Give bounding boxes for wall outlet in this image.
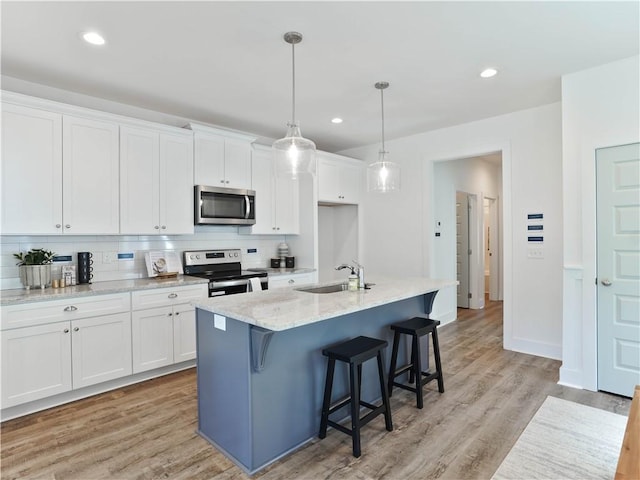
[527,247,544,259]
[102,252,117,264]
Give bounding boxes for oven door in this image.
[209,278,251,297]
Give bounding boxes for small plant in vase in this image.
[14,248,55,289]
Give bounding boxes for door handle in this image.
[601,279,612,286]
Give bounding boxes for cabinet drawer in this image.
[269,273,315,289]
[131,284,208,310]
[1,293,130,330]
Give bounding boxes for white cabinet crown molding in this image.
[1,90,193,137]
[187,122,257,143]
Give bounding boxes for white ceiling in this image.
[2,1,638,152]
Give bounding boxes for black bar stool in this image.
[318,336,393,457]
[388,317,444,409]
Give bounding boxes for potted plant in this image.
[14,248,55,289]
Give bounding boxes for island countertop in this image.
[193,276,457,331]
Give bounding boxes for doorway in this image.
[456,191,472,308]
[484,197,499,301]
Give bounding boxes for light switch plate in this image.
[527,247,544,259]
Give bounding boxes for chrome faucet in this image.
[335,261,366,289]
[335,264,356,275]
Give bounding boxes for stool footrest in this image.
[326,402,389,435]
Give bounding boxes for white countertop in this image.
[193,276,457,331]
[0,275,209,306]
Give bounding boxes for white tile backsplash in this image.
[0,230,289,290]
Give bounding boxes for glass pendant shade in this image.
[273,123,316,179]
[367,150,400,192]
[273,31,316,179]
[367,81,400,193]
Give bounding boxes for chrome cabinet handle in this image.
[56,224,61,229]
[288,279,295,284]
[161,225,166,230]
[63,328,69,333]
[168,312,173,316]
[175,311,180,316]
[65,224,71,229]
[64,305,78,312]
[73,327,79,332]
[154,225,160,230]
[220,180,225,184]
[601,279,612,286]
[168,293,178,299]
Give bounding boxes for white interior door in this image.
[597,142,640,398]
[457,191,470,308]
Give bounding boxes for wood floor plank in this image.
[1,300,630,479]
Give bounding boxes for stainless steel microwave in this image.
[194,185,256,225]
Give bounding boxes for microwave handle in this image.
[245,195,250,219]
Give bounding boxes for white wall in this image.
[341,102,563,359]
[560,55,640,390]
[318,205,359,282]
[434,156,502,311]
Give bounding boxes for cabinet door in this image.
[63,115,119,234]
[71,313,132,389]
[224,138,252,189]
[173,305,196,362]
[339,164,362,204]
[247,149,275,234]
[1,322,72,408]
[131,306,174,373]
[159,133,194,234]
[1,103,63,234]
[194,132,225,186]
[274,176,299,234]
[317,158,342,202]
[120,125,160,234]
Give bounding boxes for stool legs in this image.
[412,334,424,409]
[376,350,393,432]
[387,332,401,398]
[319,358,335,439]
[432,327,444,393]
[349,362,361,457]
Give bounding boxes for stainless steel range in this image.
[183,249,268,297]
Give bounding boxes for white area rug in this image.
[492,396,627,480]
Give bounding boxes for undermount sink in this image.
[296,283,348,294]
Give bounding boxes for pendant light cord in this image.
[291,42,296,125]
[380,87,386,153]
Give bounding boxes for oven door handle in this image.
[210,278,251,289]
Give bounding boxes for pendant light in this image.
[367,81,400,192]
[273,31,316,179]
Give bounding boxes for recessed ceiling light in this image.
[82,32,105,46]
[480,68,498,78]
[331,118,343,124]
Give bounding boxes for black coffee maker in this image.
[77,252,93,284]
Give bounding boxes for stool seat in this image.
[322,336,387,364]
[388,317,444,409]
[319,335,393,458]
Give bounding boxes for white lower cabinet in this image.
[269,272,315,289]
[131,285,207,373]
[71,313,132,389]
[1,293,132,409]
[1,322,72,408]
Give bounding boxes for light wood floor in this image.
[1,300,631,480]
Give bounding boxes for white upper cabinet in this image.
[1,103,63,234]
[190,123,255,189]
[63,115,120,234]
[1,103,120,235]
[240,145,299,235]
[317,153,363,205]
[120,125,193,234]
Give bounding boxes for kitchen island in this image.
[192,276,456,474]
